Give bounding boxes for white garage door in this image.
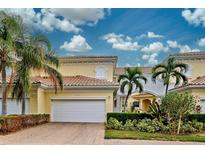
[51,99,105,123]
[0,98,30,115]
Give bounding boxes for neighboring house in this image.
[0,56,119,123]
[115,52,205,113]
[114,67,174,112]
[168,52,205,113]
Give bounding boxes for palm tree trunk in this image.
[22,92,26,115]
[1,62,7,115]
[177,114,182,134]
[165,84,169,95]
[124,93,129,112]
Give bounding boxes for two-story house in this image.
[0,56,118,123]
[115,52,205,113]
[168,52,205,113]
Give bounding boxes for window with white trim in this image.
[96,66,107,79]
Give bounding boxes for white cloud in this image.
[60,35,92,52]
[41,9,80,33]
[147,32,163,38]
[142,53,158,65]
[0,8,109,33]
[198,38,205,47]
[48,8,109,26]
[167,40,200,53]
[102,33,141,51]
[167,40,178,48]
[141,42,168,53]
[139,32,163,39]
[182,9,205,27]
[0,8,43,31]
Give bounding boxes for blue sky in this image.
[2,8,205,66]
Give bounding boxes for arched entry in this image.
[142,99,152,112]
[128,91,158,112]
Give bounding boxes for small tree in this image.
[161,92,196,134]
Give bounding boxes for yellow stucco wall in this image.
[31,63,114,81]
[126,93,156,112]
[189,88,205,99]
[37,88,46,113]
[183,61,205,80]
[29,88,114,114]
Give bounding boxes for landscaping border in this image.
[0,114,50,134]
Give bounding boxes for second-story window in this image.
[96,66,107,79]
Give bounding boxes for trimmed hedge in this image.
[107,113,205,124]
[0,114,50,134]
[107,112,153,124]
[186,114,205,123]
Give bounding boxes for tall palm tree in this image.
[0,11,22,115]
[152,57,188,95]
[12,35,63,114]
[118,67,147,112]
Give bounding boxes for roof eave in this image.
[169,84,205,92]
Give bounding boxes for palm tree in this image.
[12,35,63,114]
[0,11,22,115]
[152,57,188,95]
[118,67,147,112]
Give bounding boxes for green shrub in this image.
[132,119,138,127]
[181,123,196,133]
[178,121,203,133]
[190,120,203,131]
[107,112,152,124]
[186,114,205,123]
[151,118,164,131]
[106,117,123,130]
[146,125,156,133]
[136,118,151,132]
[166,122,178,132]
[123,119,135,130]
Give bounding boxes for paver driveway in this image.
[0,123,204,145]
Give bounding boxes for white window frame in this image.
[95,65,107,79]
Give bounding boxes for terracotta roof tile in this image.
[32,75,119,87]
[189,76,205,85]
[169,76,205,91]
[0,75,118,88]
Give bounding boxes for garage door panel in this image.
[0,98,30,115]
[51,99,105,122]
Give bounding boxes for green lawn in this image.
[105,130,205,142]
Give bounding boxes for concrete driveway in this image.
[0,123,204,145]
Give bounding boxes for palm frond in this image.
[31,35,51,52]
[120,80,129,93]
[174,63,188,73]
[118,74,129,83]
[173,70,188,85]
[45,51,59,68]
[133,80,143,93]
[133,75,147,84]
[44,64,63,93]
[151,70,166,83]
[152,64,167,73]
